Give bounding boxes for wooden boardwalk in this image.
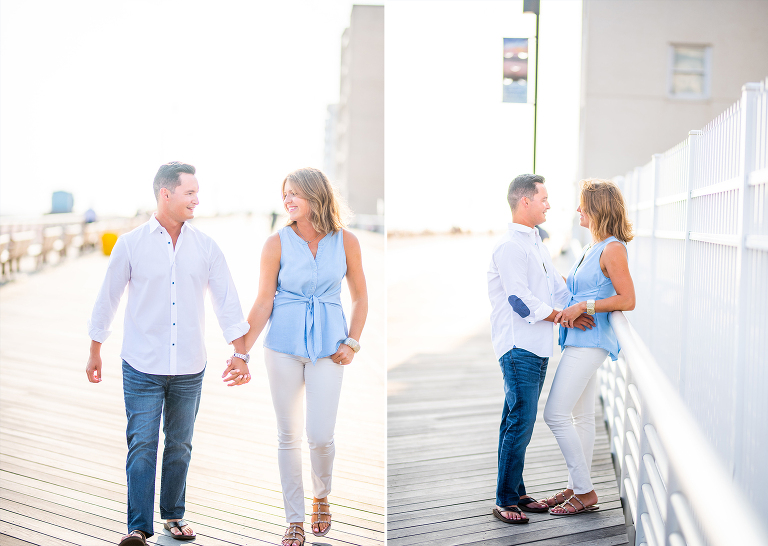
[387,234,629,546]
[0,216,385,546]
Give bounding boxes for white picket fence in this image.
[599,79,768,545]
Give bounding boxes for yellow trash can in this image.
[101,232,118,256]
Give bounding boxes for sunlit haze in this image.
[0,0,377,217]
[386,0,582,245]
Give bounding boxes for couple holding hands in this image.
[87,161,367,546]
[488,174,635,523]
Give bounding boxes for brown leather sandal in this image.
[118,530,147,545]
[492,505,530,524]
[163,519,196,540]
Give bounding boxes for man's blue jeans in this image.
[496,348,548,507]
[122,360,204,537]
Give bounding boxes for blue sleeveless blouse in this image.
[264,226,348,363]
[559,236,627,361]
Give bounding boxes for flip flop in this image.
[518,496,549,513]
[549,495,600,516]
[163,519,196,540]
[119,530,147,545]
[492,505,530,524]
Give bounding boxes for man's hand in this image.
[330,344,355,365]
[86,353,102,383]
[86,340,103,383]
[571,313,595,331]
[222,357,251,387]
[556,310,595,331]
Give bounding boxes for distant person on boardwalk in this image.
[86,162,251,545]
[541,178,635,515]
[224,167,368,546]
[487,173,595,524]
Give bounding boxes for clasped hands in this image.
[221,356,251,387]
[555,302,595,331]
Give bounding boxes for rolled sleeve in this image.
[497,241,551,325]
[207,241,250,344]
[222,321,251,344]
[88,236,130,342]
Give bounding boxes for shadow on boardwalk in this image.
[0,217,384,546]
[387,328,629,546]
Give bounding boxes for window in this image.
[668,44,711,99]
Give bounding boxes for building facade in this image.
[578,0,768,181]
[335,5,384,221]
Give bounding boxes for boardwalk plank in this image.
[387,233,628,546]
[0,218,384,546]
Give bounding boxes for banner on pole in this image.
[503,38,529,104]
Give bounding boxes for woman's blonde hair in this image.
[579,178,634,243]
[282,167,349,234]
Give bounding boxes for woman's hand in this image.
[556,304,595,330]
[330,344,355,365]
[556,303,585,327]
[222,356,251,386]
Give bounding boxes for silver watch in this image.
[342,337,361,353]
[233,352,250,364]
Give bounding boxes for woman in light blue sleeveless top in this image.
[541,179,635,516]
[233,168,368,546]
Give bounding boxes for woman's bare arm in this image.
[243,233,282,352]
[557,241,635,323]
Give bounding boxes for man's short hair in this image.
[153,162,196,200]
[507,173,545,212]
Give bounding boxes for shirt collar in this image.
[149,213,192,234]
[508,222,535,234]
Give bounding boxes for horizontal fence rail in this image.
[599,312,768,546]
[606,79,768,545]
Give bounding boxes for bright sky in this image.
[386,0,582,243]
[0,0,376,217]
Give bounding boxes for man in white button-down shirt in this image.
[488,174,594,524]
[86,162,251,545]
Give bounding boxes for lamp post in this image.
[523,0,540,173]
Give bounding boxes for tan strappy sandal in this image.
[549,494,600,516]
[281,524,305,546]
[540,489,569,507]
[311,499,332,537]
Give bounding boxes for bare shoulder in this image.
[341,229,361,251]
[601,240,629,269]
[262,232,282,260]
[603,240,628,259]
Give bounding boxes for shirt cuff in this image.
[528,303,554,324]
[223,321,250,344]
[88,322,112,343]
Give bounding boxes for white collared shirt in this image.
[88,214,249,375]
[487,222,571,359]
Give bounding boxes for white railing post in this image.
[648,154,662,349]
[677,130,701,400]
[731,82,760,484]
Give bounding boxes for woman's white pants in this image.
[264,347,344,523]
[543,346,608,494]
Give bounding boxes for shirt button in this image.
[172,343,175,346]
[173,323,175,325]
[173,303,175,305]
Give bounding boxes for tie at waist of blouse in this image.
[273,290,343,363]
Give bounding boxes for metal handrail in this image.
[606,311,768,545]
